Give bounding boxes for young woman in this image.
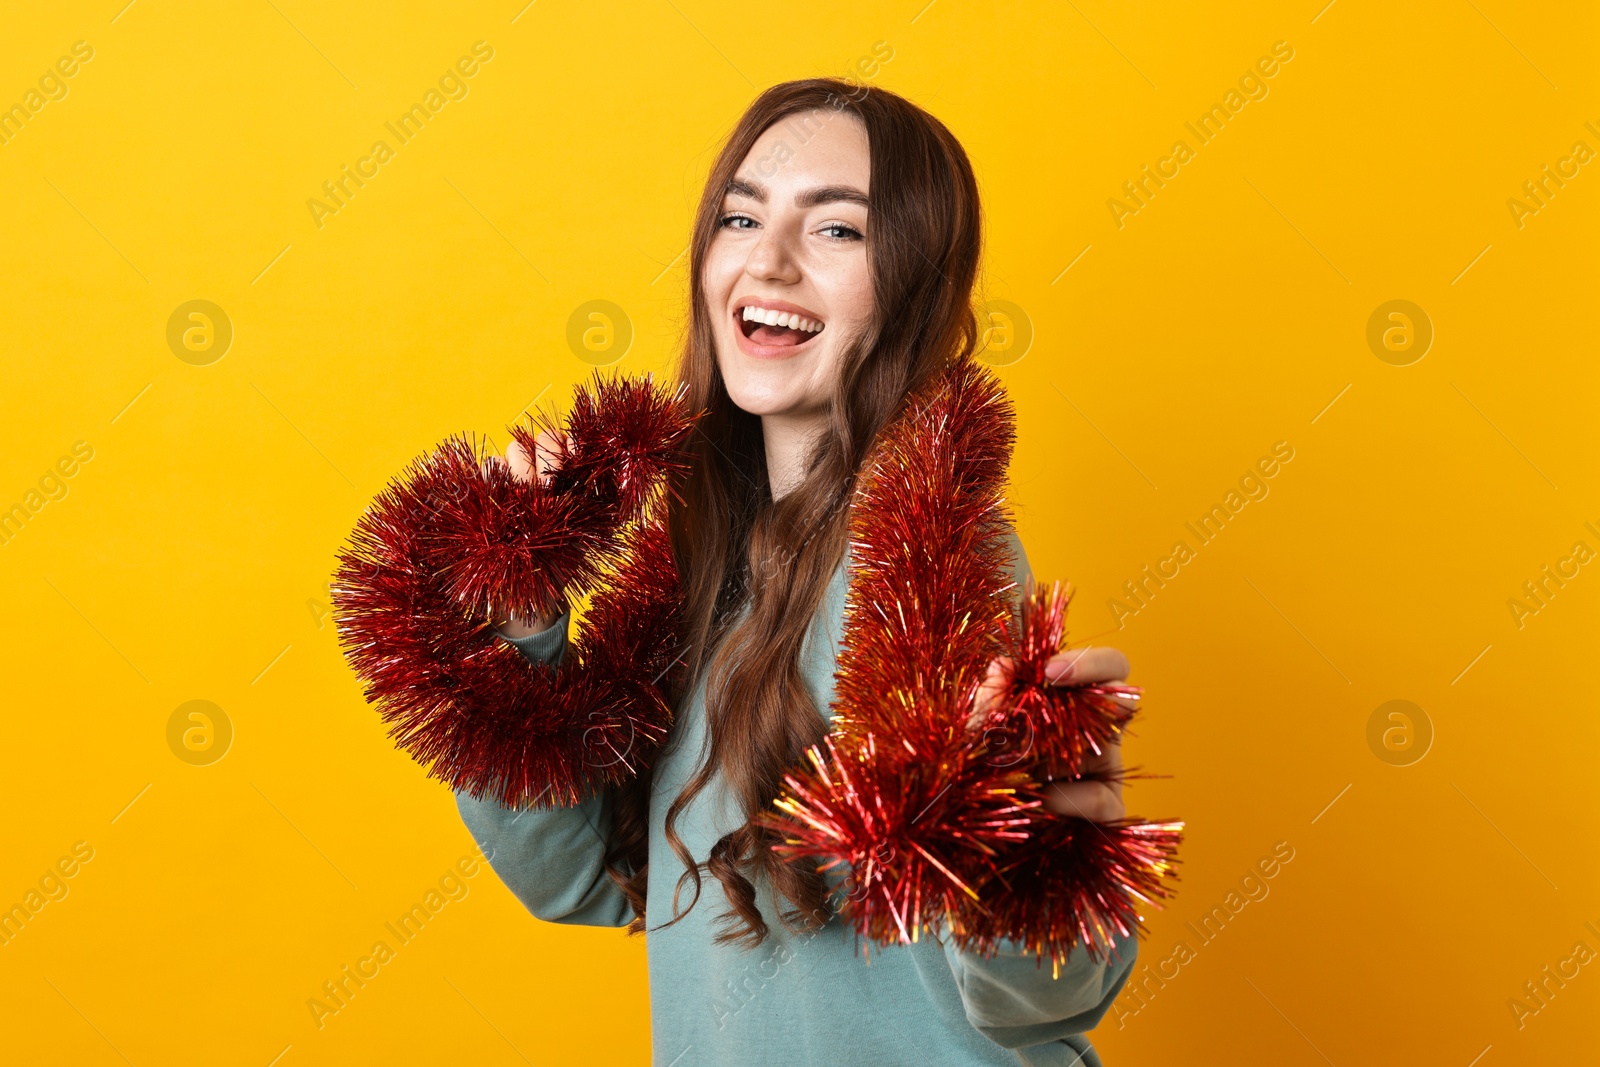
[459,78,1140,1066]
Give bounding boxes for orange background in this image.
[0,1,1594,1064]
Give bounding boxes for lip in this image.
[731,296,825,361]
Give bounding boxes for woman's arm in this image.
[942,929,1138,1047]
[454,608,636,929]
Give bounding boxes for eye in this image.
[818,222,864,241]
[719,212,758,230]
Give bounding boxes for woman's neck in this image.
[761,410,827,502]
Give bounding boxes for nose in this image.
[744,221,802,286]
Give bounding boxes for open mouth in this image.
[736,304,825,349]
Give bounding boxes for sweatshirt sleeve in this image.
[453,608,636,929]
[943,929,1138,1047]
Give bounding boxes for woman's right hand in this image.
[492,429,568,638]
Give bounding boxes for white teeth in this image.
[740,306,824,333]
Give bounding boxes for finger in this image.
[966,657,1012,731]
[1044,647,1130,686]
[505,439,537,484]
[1041,780,1124,822]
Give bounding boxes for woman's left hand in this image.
[970,647,1139,822]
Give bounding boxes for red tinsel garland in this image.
[330,373,696,808]
[330,356,1182,968]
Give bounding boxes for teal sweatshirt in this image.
[454,529,1138,1066]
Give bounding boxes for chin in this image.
[722,380,799,418]
[713,349,804,417]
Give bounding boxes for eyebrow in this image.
[725,176,869,210]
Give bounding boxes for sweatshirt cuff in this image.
[495,609,571,665]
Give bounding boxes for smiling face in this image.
[703,108,874,423]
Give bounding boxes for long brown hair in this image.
[602,77,985,946]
